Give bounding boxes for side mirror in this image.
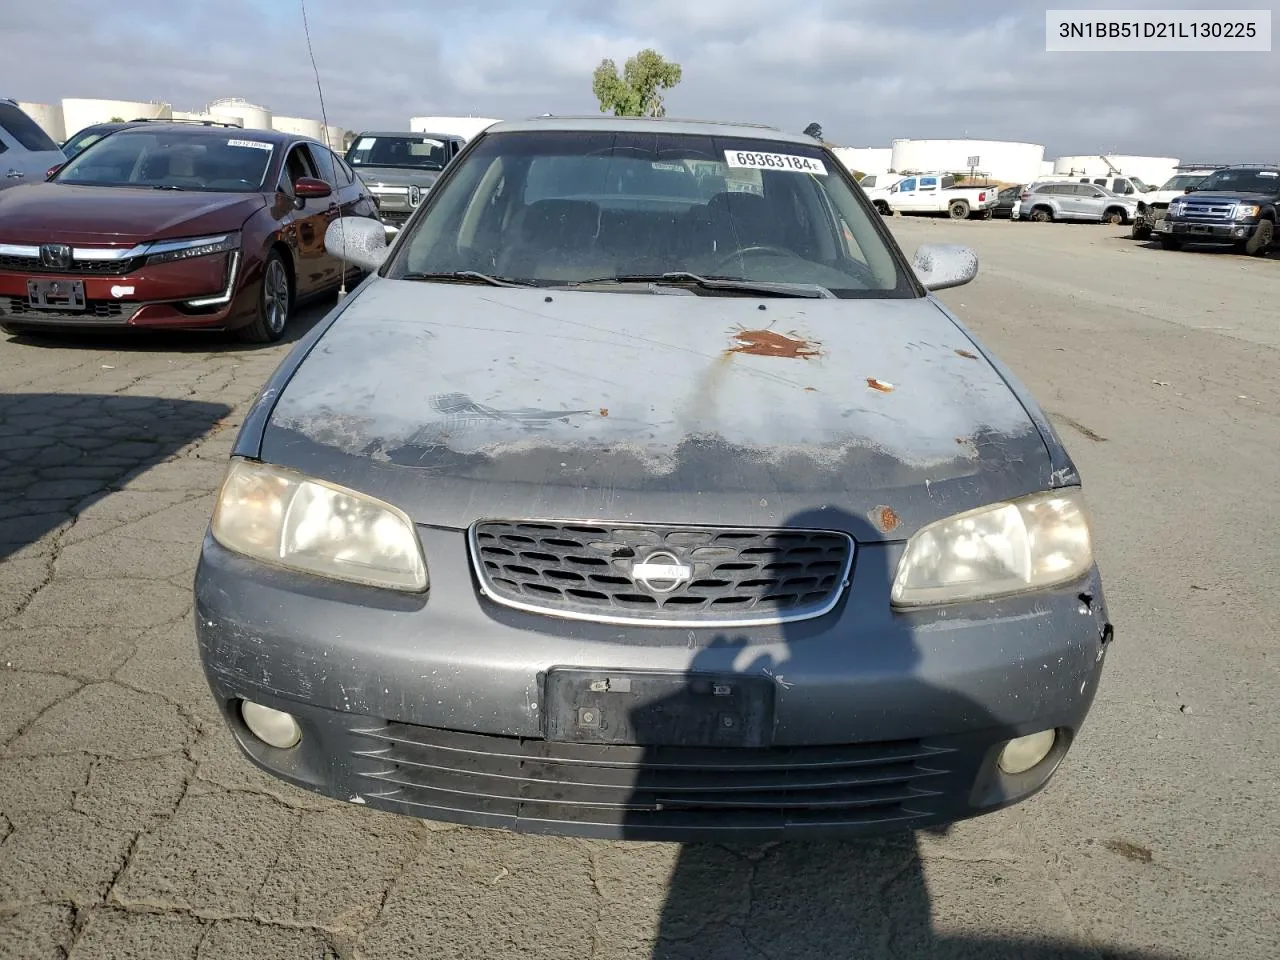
[912,243,977,292]
[1184,186,1197,194]
[46,164,63,180]
[294,177,332,200]
[325,217,389,273]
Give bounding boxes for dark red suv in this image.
[0,124,380,341]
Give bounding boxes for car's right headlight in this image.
[144,233,241,266]
[210,458,428,592]
[891,489,1093,607]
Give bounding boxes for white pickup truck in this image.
[874,173,999,220]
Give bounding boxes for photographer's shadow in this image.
[620,506,1166,960]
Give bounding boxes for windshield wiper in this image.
[401,271,535,288]
[565,272,834,299]
[151,184,185,191]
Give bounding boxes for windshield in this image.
[389,129,912,297]
[54,129,275,192]
[1160,174,1209,191]
[346,135,449,171]
[62,128,116,160]
[1195,168,1280,194]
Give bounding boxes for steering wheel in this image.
[710,244,795,272]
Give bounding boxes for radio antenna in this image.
[299,0,349,298]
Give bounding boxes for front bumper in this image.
[194,530,1114,841]
[0,252,246,330]
[1158,218,1258,242]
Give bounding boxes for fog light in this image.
[997,729,1057,775]
[240,700,302,749]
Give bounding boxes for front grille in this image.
[370,187,411,212]
[352,722,960,833]
[380,210,411,226]
[470,520,854,626]
[1,297,138,322]
[0,253,137,275]
[1180,202,1235,221]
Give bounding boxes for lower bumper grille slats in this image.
[351,722,958,830]
[1,297,138,323]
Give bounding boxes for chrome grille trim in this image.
[467,519,855,628]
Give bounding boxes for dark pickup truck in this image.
[1156,164,1279,256]
[344,131,466,233]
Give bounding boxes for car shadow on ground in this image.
[0,298,335,355]
[614,506,1162,960]
[0,392,231,561]
[1126,238,1274,258]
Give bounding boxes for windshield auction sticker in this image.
[725,151,827,175]
[1045,9,1271,51]
[227,139,274,151]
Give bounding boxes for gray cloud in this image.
[6,0,1278,157]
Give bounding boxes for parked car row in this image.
[0,120,380,341]
[991,160,1277,257]
[0,96,494,340]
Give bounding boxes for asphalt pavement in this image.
[1,219,1277,959]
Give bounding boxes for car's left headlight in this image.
[891,489,1093,607]
[144,233,241,266]
[1235,205,1261,220]
[210,458,428,592]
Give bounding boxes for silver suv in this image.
[1015,181,1139,224]
[0,99,65,192]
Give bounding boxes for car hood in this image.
[356,167,443,189]
[0,183,265,244]
[259,280,1055,541]
[1181,190,1276,205]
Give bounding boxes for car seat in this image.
[497,199,613,280]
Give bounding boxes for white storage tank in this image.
[890,138,1044,184]
[1053,155,1179,188]
[409,116,499,142]
[61,99,170,138]
[831,147,891,178]
[208,98,273,131]
[323,125,347,151]
[272,116,326,141]
[1040,160,1056,177]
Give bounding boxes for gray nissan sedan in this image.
[194,116,1114,841]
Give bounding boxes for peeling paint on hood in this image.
[260,278,1053,539]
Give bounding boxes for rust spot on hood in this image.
[599,408,609,417]
[955,349,979,360]
[803,386,817,392]
[874,505,900,532]
[866,378,895,393]
[727,327,822,360]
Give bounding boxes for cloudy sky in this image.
[8,0,1278,157]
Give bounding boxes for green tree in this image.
[592,49,683,118]
[109,116,125,123]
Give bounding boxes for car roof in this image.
[102,123,302,146]
[485,115,812,144]
[355,130,465,140]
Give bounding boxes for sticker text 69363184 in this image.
[724,150,827,175]
[227,139,273,151]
